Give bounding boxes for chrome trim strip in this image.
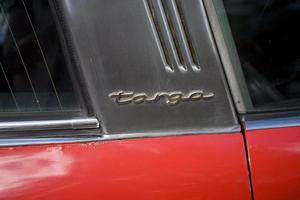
[102,126,240,139]
[0,118,99,132]
[0,125,240,147]
[202,0,253,113]
[0,137,102,147]
[246,116,300,131]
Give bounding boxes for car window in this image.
[0,0,80,113]
[216,0,300,112]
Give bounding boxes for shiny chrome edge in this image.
[0,125,240,147]
[202,0,252,113]
[0,117,99,132]
[0,137,102,147]
[246,116,300,131]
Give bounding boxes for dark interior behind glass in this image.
[0,0,80,113]
[223,0,300,111]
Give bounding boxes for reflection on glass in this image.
[0,0,80,112]
[223,0,300,110]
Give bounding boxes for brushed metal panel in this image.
[57,0,238,134]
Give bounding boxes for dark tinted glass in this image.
[223,0,300,110]
[0,0,80,112]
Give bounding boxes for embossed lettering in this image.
[132,94,147,104]
[167,92,183,105]
[109,90,214,106]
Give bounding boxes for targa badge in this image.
[109,90,214,106]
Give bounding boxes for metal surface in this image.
[0,137,102,147]
[0,134,251,200]
[246,116,300,131]
[203,0,252,113]
[146,0,200,72]
[246,127,300,200]
[109,90,214,106]
[0,118,99,132]
[57,0,238,134]
[0,125,239,147]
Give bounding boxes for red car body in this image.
[247,127,300,200]
[0,134,251,200]
[0,0,300,200]
[1,127,300,200]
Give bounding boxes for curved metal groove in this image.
[150,0,184,72]
[168,0,200,72]
[145,0,174,73]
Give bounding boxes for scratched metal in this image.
[56,0,238,134]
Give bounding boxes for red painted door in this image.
[206,0,300,199]
[246,126,300,200]
[0,134,252,200]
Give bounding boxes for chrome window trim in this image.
[0,118,99,132]
[202,0,300,131]
[246,116,300,131]
[0,125,240,147]
[0,2,100,136]
[202,0,253,113]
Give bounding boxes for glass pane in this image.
[0,0,80,113]
[221,0,300,111]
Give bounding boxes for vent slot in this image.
[145,0,200,73]
[146,0,173,72]
[175,0,200,71]
[161,0,187,71]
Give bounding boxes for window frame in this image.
[0,0,100,137]
[204,0,300,129]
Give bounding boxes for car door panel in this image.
[0,134,251,200]
[246,127,300,200]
